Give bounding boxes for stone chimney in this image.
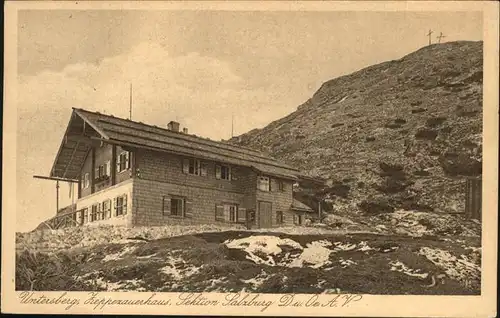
[182,127,188,134]
[167,121,180,132]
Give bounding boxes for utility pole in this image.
[231,113,234,138]
[437,32,446,43]
[56,180,59,213]
[129,83,133,120]
[427,29,433,46]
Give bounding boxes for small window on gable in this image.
[258,176,270,191]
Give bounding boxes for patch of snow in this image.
[339,258,357,268]
[137,253,157,259]
[389,261,428,279]
[159,255,202,280]
[332,242,357,252]
[241,270,268,289]
[338,96,348,103]
[418,247,480,285]
[225,235,303,266]
[101,245,137,262]
[357,241,374,252]
[289,240,333,268]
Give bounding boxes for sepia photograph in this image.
[2,1,498,316]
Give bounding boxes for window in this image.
[102,199,111,219]
[114,195,128,216]
[117,151,130,173]
[258,176,270,191]
[183,158,207,176]
[82,208,89,224]
[278,180,285,192]
[216,164,231,180]
[171,198,185,217]
[215,204,239,222]
[163,195,191,217]
[91,204,100,222]
[83,173,90,189]
[95,162,110,181]
[293,214,303,226]
[276,211,284,225]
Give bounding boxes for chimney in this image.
[167,121,180,132]
[183,127,188,134]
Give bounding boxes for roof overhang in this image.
[49,110,107,180]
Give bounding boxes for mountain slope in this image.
[232,41,483,214]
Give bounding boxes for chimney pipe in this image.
[183,127,188,134]
[167,121,180,132]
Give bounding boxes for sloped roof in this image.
[291,198,315,212]
[51,108,300,180]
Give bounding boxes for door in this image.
[258,201,273,228]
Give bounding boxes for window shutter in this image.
[116,155,121,172]
[123,195,128,214]
[106,160,111,176]
[95,168,100,179]
[113,197,118,216]
[185,200,193,218]
[125,152,130,169]
[238,208,247,223]
[200,163,208,177]
[293,214,298,225]
[215,165,222,179]
[215,205,224,221]
[228,167,232,181]
[163,195,171,215]
[182,158,190,174]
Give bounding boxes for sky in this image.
[16,10,483,232]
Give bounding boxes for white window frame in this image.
[258,176,270,192]
[83,173,90,189]
[216,164,232,180]
[188,159,201,176]
[117,151,130,173]
[170,197,185,217]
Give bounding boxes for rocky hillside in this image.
[232,41,483,215]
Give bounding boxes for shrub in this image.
[439,154,482,177]
[411,107,427,114]
[365,136,376,142]
[426,117,447,128]
[384,123,402,129]
[358,197,395,215]
[415,128,438,140]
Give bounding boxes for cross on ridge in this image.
[427,29,433,45]
[437,32,446,43]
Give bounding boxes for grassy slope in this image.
[232,41,483,214]
[16,230,480,295]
